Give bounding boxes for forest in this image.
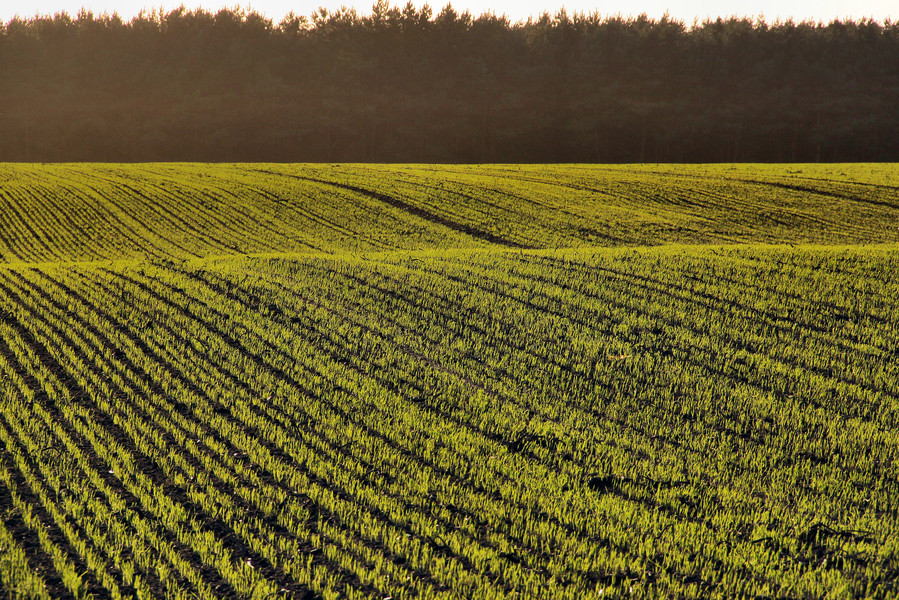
[1,4,897,163]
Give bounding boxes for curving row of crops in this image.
[1,163,898,263]
[1,243,898,598]
[1,163,898,599]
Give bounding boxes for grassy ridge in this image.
[0,164,898,599]
[1,163,898,263]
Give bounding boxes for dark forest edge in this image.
[2,4,898,162]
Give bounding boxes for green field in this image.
[1,163,898,599]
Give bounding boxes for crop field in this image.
[0,163,898,599]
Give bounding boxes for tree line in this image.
[1,4,897,162]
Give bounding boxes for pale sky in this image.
[1,0,894,25]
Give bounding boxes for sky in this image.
[1,0,894,25]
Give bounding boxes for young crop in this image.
[0,164,897,598]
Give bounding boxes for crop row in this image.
[1,164,898,264]
[0,244,897,598]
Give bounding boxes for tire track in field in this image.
[233,185,382,252]
[740,179,899,211]
[388,176,635,247]
[698,181,899,242]
[793,175,899,196]
[657,185,851,241]
[256,170,535,249]
[393,170,578,216]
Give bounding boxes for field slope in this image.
[0,163,898,600]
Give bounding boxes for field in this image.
[0,163,898,600]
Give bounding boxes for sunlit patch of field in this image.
[1,163,898,599]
